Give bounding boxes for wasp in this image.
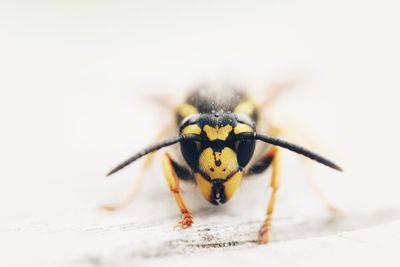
[104,85,342,244]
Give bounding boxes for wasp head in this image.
[179,112,256,205]
[107,107,342,204]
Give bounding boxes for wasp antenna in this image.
[250,133,343,172]
[107,136,183,176]
[106,134,203,176]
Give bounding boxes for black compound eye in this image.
[180,140,201,170]
[236,139,256,167]
[235,113,255,128]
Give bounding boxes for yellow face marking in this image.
[223,171,242,201]
[198,147,238,180]
[182,124,202,135]
[203,125,233,141]
[194,172,213,201]
[234,100,257,116]
[177,103,198,118]
[194,171,242,203]
[234,123,253,134]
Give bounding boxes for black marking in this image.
[235,113,256,128]
[179,114,201,130]
[178,111,257,170]
[170,158,195,182]
[186,86,246,115]
[180,138,201,171]
[247,153,274,175]
[210,179,226,205]
[236,132,343,172]
[177,86,258,128]
[198,169,241,183]
[236,138,256,168]
[107,134,202,176]
[212,150,222,167]
[107,136,182,176]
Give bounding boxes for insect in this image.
[105,85,342,244]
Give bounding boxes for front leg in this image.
[99,127,169,212]
[162,152,193,229]
[257,147,280,243]
[99,152,155,211]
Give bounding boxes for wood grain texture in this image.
[5,205,397,267]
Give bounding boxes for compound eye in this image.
[180,140,201,170]
[235,113,255,128]
[236,139,256,167]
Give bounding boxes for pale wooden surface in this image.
[3,204,400,267]
[2,166,400,267]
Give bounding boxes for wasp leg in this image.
[99,153,156,211]
[303,159,342,214]
[259,147,280,244]
[162,152,193,229]
[99,126,172,212]
[270,123,341,214]
[246,152,274,176]
[260,80,298,111]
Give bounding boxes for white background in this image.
[1,1,400,266]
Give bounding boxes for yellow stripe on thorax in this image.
[234,100,257,116]
[177,103,198,118]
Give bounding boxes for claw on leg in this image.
[259,216,272,244]
[162,152,194,230]
[258,147,280,244]
[304,159,343,215]
[175,212,194,229]
[100,143,159,212]
[98,203,121,212]
[98,175,143,212]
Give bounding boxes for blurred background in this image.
[0,0,399,266]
